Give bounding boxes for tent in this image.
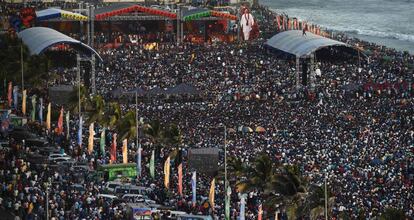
[147,87,166,96]
[124,88,146,96]
[166,83,200,95]
[36,8,88,21]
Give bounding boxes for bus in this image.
[96,163,137,181]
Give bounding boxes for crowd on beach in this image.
[1,2,414,220]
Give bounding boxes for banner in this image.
[77,116,83,147]
[7,82,12,107]
[178,163,183,196]
[65,111,70,140]
[46,103,51,131]
[88,123,94,154]
[209,178,215,210]
[122,139,128,164]
[240,194,247,220]
[225,185,231,220]
[100,128,106,157]
[164,156,170,189]
[149,150,155,178]
[31,95,36,121]
[191,171,197,206]
[22,90,27,115]
[110,133,117,164]
[57,107,63,135]
[13,86,18,109]
[258,204,263,220]
[137,143,142,178]
[39,98,43,123]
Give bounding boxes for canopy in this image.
[125,88,146,96]
[95,3,176,20]
[182,8,237,21]
[166,83,200,95]
[18,27,102,61]
[265,30,356,58]
[36,8,88,21]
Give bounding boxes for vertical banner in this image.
[137,143,142,178]
[13,86,18,109]
[39,98,43,123]
[57,107,63,135]
[209,178,215,210]
[258,204,263,220]
[164,156,170,189]
[191,171,197,206]
[149,150,155,178]
[30,95,36,121]
[225,186,231,220]
[22,90,27,115]
[122,139,128,164]
[100,128,106,157]
[46,103,51,131]
[240,194,247,220]
[77,116,83,147]
[7,82,12,107]
[110,133,117,164]
[88,123,94,154]
[178,163,183,196]
[65,111,70,140]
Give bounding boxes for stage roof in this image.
[36,8,88,21]
[18,27,102,61]
[265,30,355,58]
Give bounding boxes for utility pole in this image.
[77,54,81,115]
[136,91,141,177]
[21,44,24,91]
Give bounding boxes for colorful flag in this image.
[22,90,27,115]
[137,143,142,178]
[258,204,263,220]
[7,82,12,107]
[149,150,155,178]
[110,133,117,164]
[57,107,63,135]
[46,103,51,131]
[100,128,106,157]
[30,95,36,121]
[88,123,94,154]
[13,86,18,109]
[77,116,83,147]
[225,185,231,220]
[164,156,170,189]
[191,171,197,206]
[122,139,128,164]
[39,98,43,123]
[240,194,247,220]
[65,111,70,140]
[28,202,34,214]
[178,163,183,196]
[209,178,215,210]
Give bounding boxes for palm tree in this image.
[164,124,183,159]
[67,85,89,113]
[144,120,166,158]
[379,208,406,220]
[236,153,274,193]
[103,102,122,129]
[87,95,106,125]
[116,110,137,141]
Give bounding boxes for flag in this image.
[39,98,43,123]
[110,133,117,164]
[22,90,27,115]
[13,86,18,109]
[258,204,263,220]
[77,116,83,147]
[178,163,183,196]
[30,95,36,121]
[137,143,142,178]
[122,139,128,164]
[225,185,231,220]
[209,178,215,210]
[88,123,94,154]
[149,150,155,178]
[100,128,106,157]
[240,194,247,220]
[164,156,170,189]
[7,82,12,107]
[57,107,63,135]
[276,16,281,30]
[46,103,51,131]
[28,202,34,214]
[191,171,197,206]
[65,111,70,140]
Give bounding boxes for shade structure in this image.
[125,88,146,96]
[36,8,88,21]
[166,83,200,95]
[18,27,102,61]
[265,30,357,58]
[94,3,177,20]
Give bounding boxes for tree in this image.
[67,85,89,113]
[87,95,106,125]
[116,110,137,141]
[103,102,122,129]
[144,120,166,157]
[379,208,406,220]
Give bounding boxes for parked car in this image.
[121,194,156,204]
[114,185,152,197]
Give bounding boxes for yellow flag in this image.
[122,139,128,164]
[88,123,94,155]
[28,202,34,214]
[209,178,215,210]
[164,156,170,189]
[22,90,27,115]
[46,103,51,131]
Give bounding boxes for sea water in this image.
[262,0,414,53]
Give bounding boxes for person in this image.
[303,24,308,36]
[240,8,255,41]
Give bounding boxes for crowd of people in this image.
[1,2,414,220]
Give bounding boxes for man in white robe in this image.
[240,8,255,41]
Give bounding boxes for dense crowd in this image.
[1,2,414,220]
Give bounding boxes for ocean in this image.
[261,0,414,54]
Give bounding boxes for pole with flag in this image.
[191,171,196,206]
[77,116,83,148]
[149,150,155,178]
[178,163,183,197]
[13,86,18,109]
[22,89,27,115]
[88,123,94,155]
[258,204,263,220]
[225,185,231,220]
[100,128,106,157]
[31,95,36,121]
[39,98,43,124]
[65,111,70,140]
[240,194,247,220]
[164,156,170,189]
[110,133,117,164]
[57,107,63,135]
[46,103,51,131]
[7,82,12,107]
[122,139,128,164]
[137,144,141,178]
[209,178,215,210]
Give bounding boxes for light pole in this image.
[21,44,24,91]
[135,90,141,178]
[325,172,328,220]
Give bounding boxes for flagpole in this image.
[325,172,328,220]
[136,91,141,178]
[21,44,24,92]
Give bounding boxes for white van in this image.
[104,181,130,193]
[121,194,156,204]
